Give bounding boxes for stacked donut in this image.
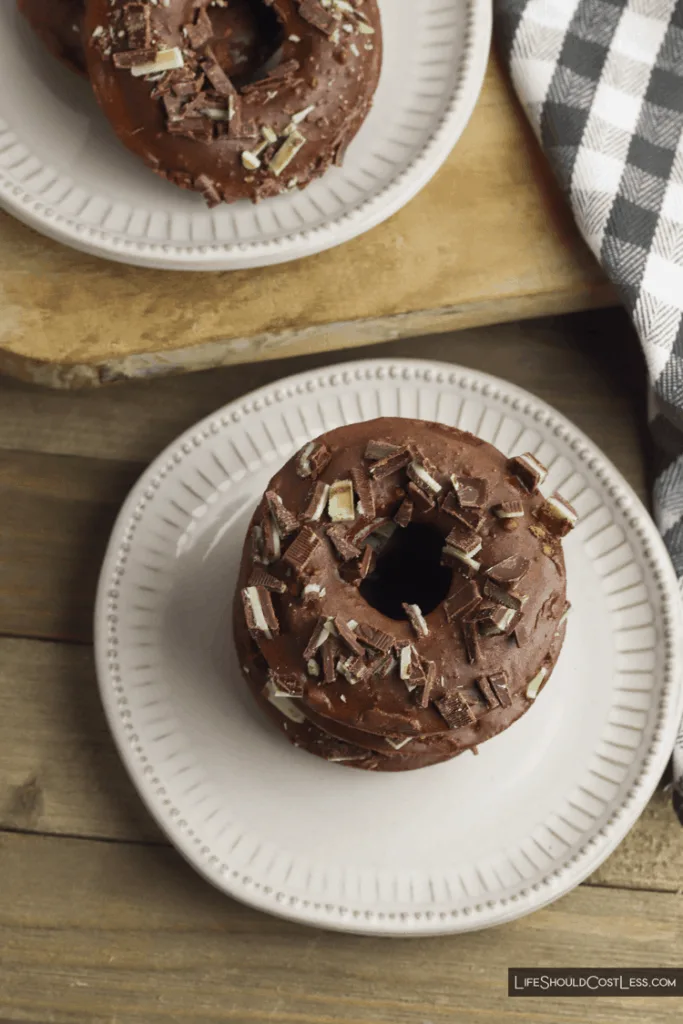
[19,0,382,205]
[234,418,578,772]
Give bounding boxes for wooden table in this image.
[1,308,681,1022]
[0,57,616,389]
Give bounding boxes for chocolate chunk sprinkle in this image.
[444,578,481,621]
[242,586,279,639]
[367,651,396,679]
[335,617,364,655]
[301,480,330,522]
[365,440,402,460]
[268,670,304,697]
[247,567,287,594]
[407,480,435,512]
[266,491,299,537]
[356,544,376,582]
[321,638,338,684]
[509,453,547,493]
[184,7,214,49]
[418,661,438,708]
[368,447,411,480]
[394,498,414,528]
[112,48,158,69]
[486,554,530,584]
[538,493,579,537]
[123,2,152,48]
[435,691,476,729]
[445,524,482,556]
[261,512,281,562]
[476,677,499,710]
[493,500,524,519]
[283,526,320,572]
[299,0,338,35]
[303,617,332,660]
[455,477,489,508]
[357,623,394,653]
[462,620,480,663]
[327,524,362,561]
[296,441,331,480]
[351,467,376,519]
[483,580,523,611]
[489,671,512,707]
[402,602,429,638]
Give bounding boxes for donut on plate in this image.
[233,418,577,772]
[83,0,382,205]
[18,0,87,76]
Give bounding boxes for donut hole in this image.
[208,0,285,87]
[360,524,452,621]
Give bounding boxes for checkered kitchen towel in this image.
[495,0,683,822]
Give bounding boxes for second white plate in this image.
[95,359,682,935]
[0,1,491,270]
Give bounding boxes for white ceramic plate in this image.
[0,1,490,270]
[95,359,683,935]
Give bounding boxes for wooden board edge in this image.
[0,286,617,390]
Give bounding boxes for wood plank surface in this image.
[1,831,681,1024]
[0,58,615,389]
[1,636,680,892]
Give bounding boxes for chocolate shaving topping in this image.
[112,48,158,69]
[406,481,435,512]
[441,546,480,576]
[247,567,287,594]
[367,651,396,679]
[266,491,299,537]
[435,691,476,729]
[365,440,402,460]
[486,554,530,584]
[444,578,481,621]
[301,480,330,522]
[445,524,481,556]
[261,512,281,562]
[335,617,364,656]
[348,516,392,548]
[183,7,214,49]
[462,620,480,663]
[406,453,442,495]
[296,441,331,480]
[194,174,221,208]
[351,467,376,519]
[418,660,438,708]
[455,477,489,508]
[298,0,337,35]
[441,492,482,529]
[268,671,304,697]
[513,622,528,648]
[283,526,320,572]
[242,586,279,638]
[509,453,547,493]
[476,677,499,711]
[538,493,579,537]
[327,524,362,561]
[123,2,152,48]
[394,498,414,528]
[321,637,338,684]
[303,617,331,660]
[357,623,394,653]
[201,47,238,97]
[368,447,411,480]
[489,671,512,707]
[483,580,523,611]
[359,707,420,736]
[402,602,429,638]
[479,606,517,637]
[493,500,524,519]
[356,545,376,583]
[337,654,368,685]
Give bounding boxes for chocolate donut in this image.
[83,0,382,205]
[18,0,87,76]
[233,418,577,772]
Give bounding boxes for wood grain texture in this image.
[0,636,680,892]
[0,58,615,389]
[0,831,681,1024]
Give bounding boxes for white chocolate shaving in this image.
[399,645,412,681]
[442,546,481,572]
[268,129,306,177]
[130,47,185,77]
[385,736,414,750]
[243,586,272,640]
[409,460,442,495]
[264,678,306,723]
[328,480,356,522]
[526,667,548,700]
[404,603,429,637]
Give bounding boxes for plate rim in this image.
[94,357,683,935]
[0,1,491,271]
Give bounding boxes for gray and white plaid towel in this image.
[495,0,683,822]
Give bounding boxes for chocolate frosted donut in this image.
[18,0,87,76]
[83,0,382,205]
[233,418,578,772]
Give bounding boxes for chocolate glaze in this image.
[83,0,382,205]
[18,0,87,76]
[233,418,570,771]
